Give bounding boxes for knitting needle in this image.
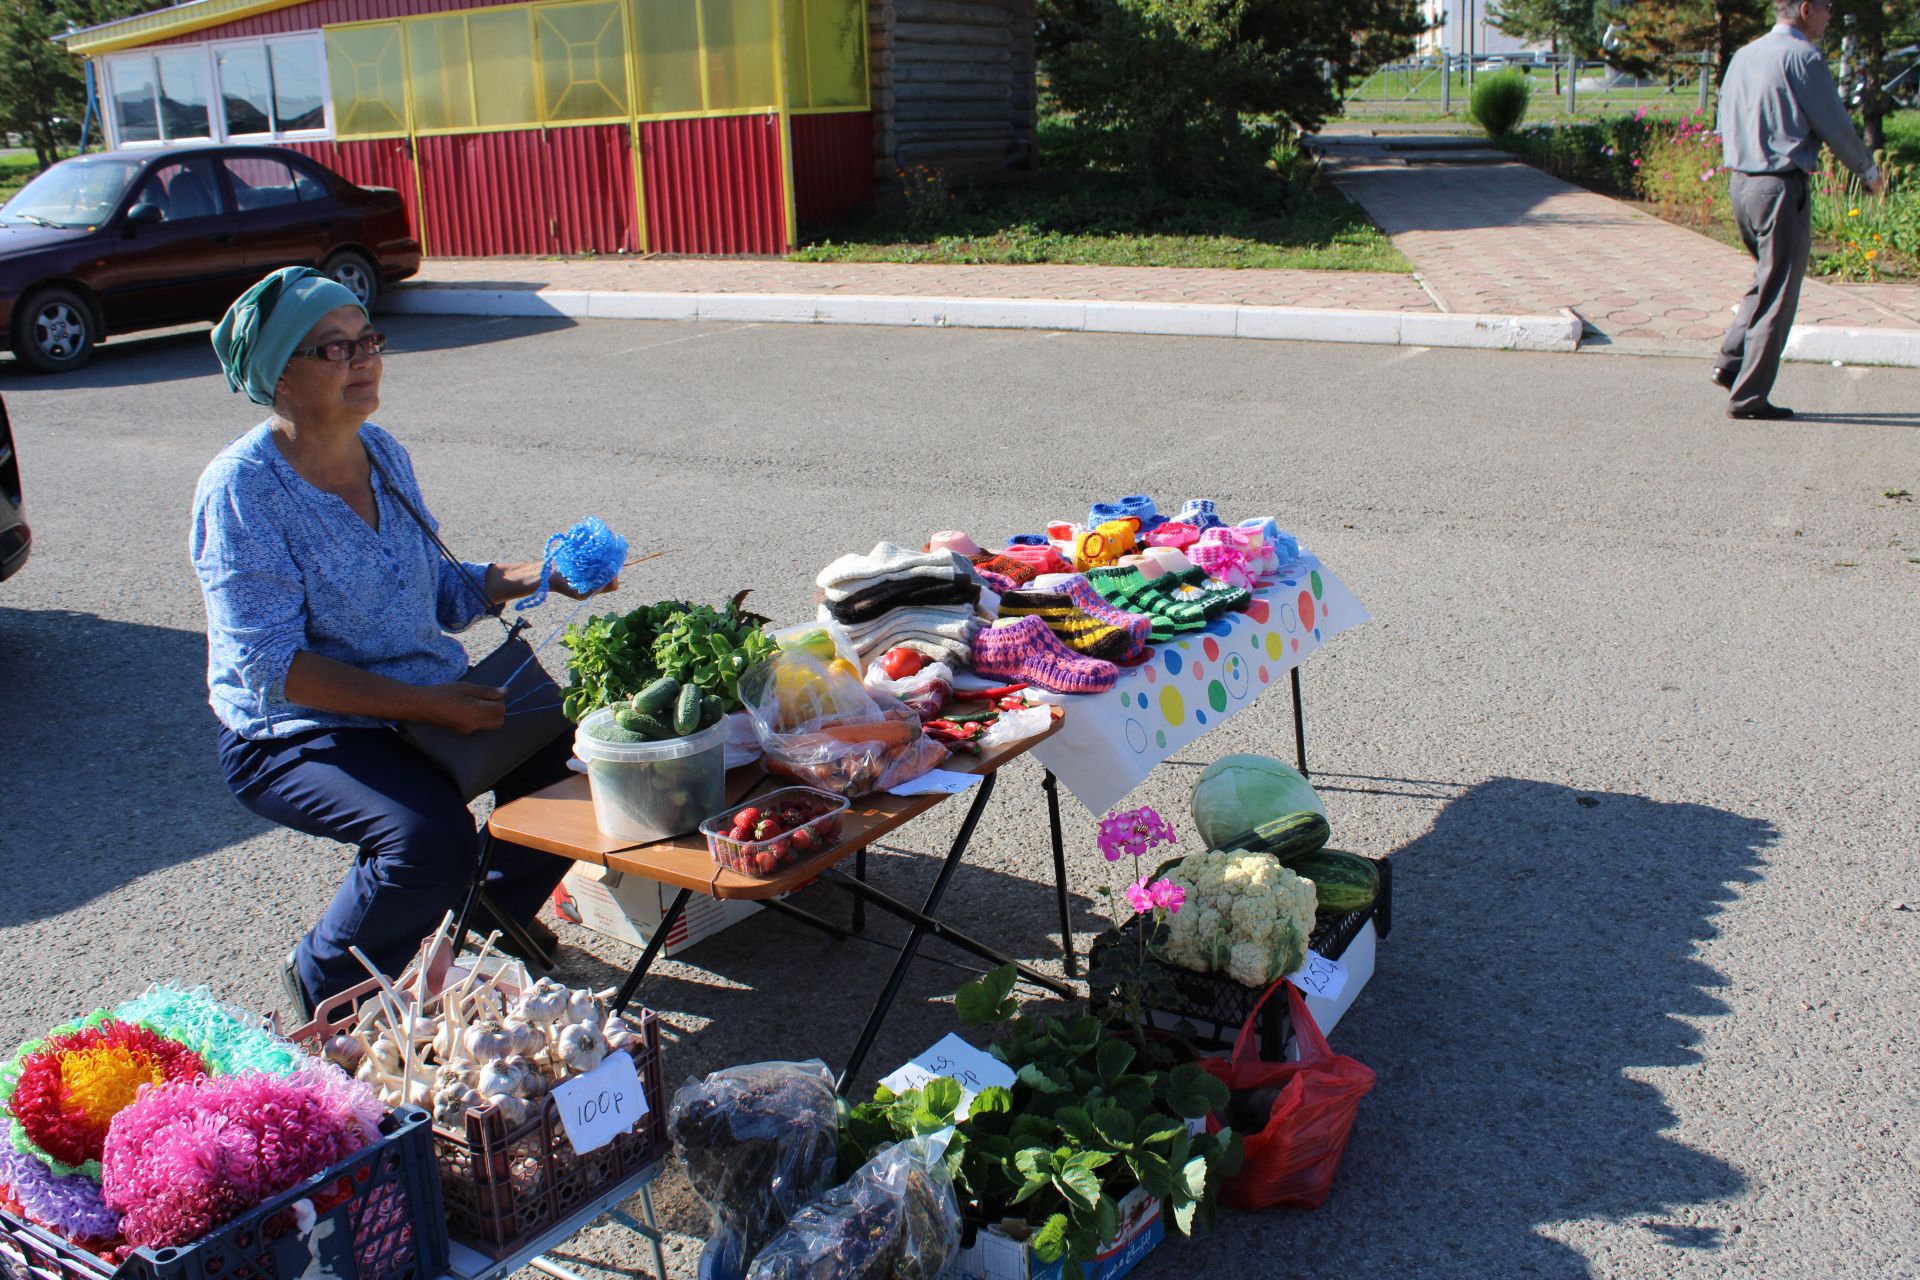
[497,550,669,692]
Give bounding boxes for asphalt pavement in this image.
[1,317,1916,1279]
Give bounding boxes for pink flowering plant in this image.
[1090,806,1188,1048]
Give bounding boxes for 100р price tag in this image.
[552,1051,649,1155]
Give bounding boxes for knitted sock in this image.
[998,587,1137,661]
[970,551,1038,584]
[1143,521,1200,551]
[972,566,1021,596]
[1057,576,1152,655]
[1007,534,1050,547]
[971,616,1118,695]
[1087,567,1202,637]
[1176,499,1225,532]
[1159,567,1252,619]
[999,544,1076,576]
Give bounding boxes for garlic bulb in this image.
[562,989,599,1026]
[515,1069,550,1100]
[465,1019,513,1061]
[487,1093,532,1128]
[368,1038,404,1075]
[503,1018,543,1057]
[435,1061,473,1089]
[476,1060,526,1099]
[601,1016,635,1052]
[555,1022,608,1074]
[322,1033,367,1072]
[516,981,567,1029]
[435,1081,482,1127]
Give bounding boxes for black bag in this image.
[368,453,571,801]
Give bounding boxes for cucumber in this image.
[673,683,704,736]
[617,709,674,741]
[1283,850,1379,914]
[634,677,681,715]
[1217,811,1330,863]
[700,693,724,728]
[587,719,646,744]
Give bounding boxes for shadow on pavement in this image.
[1173,776,1771,1278]
[0,607,269,927]
[0,315,577,389]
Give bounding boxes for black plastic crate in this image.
[0,1107,448,1280]
[1090,857,1392,1059]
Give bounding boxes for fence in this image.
[1346,55,1716,119]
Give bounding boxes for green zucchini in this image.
[1216,811,1330,863]
[1284,850,1379,914]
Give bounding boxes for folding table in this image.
[477,715,1077,1092]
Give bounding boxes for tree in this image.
[1491,0,1603,93]
[1609,0,1769,85]
[1827,0,1919,152]
[0,0,143,171]
[1038,0,1427,186]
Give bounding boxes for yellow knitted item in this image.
[1073,519,1139,570]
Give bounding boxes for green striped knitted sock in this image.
[1087,567,1184,639]
[1158,567,1251,620]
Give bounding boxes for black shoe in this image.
[1727,401,1793,420]
[1711,365,1736,389]
[281,950,314,1025]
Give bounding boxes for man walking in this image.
[1715,0,1886,420]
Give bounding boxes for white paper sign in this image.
[552,1051,649,1155]
[886,768,984,797]
[880,1034,1016,1116]
[1287,950,1347,1003]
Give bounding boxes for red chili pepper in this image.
[952,683,1029,701]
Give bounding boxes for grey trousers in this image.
[1719,171,1811,411]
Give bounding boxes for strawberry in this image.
[767,836,793,860]
[788,826,816,855]
[753,818,781,841]
[751,851,779,874]
[734,807,762,831]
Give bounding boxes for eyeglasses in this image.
[290,332,387,363]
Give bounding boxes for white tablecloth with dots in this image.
[1028,554,1368,814]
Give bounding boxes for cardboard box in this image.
[953,1185,1163,1280]
[552,863,759,958]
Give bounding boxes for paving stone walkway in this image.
[1315,130,1920,346]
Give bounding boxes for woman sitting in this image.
[191,266,610,1017]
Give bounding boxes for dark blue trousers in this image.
[219,725,574,1006]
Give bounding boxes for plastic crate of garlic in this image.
[311,931,644,1135]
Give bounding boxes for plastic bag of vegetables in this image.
[669,1060,842,1280]
[745,1134,960,1280]
[738,650,947,797]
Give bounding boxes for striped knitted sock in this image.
[970,551,1038,584]
[1087,567,1203,636]
[971,616,1118,695]
[1158,567,1251,619]
[1055,575,1152,655]
[997,588,1136,661]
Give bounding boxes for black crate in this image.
[0,1108,448,1280]
[1090,858,1392,1060]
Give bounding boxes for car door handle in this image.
[209,233,233,244]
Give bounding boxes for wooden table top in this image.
[487,715,1063,901]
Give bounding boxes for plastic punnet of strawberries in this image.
[705,789,847,876]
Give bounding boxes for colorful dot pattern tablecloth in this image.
[1029,555,1368,815]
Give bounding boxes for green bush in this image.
[1470,70,1532,138]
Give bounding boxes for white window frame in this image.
[102,33,332,149]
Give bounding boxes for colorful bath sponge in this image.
[4,1021,207,1178]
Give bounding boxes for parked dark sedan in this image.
[0,145,420,374]
[1,395,27,583]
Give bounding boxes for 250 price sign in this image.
[552,1051,650,1155]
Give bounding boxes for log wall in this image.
[867,0,1036,180]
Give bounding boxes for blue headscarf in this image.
[211,267,367,406]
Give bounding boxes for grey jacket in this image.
[1717,24,1880,183]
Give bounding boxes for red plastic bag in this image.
[1200,980,1374,1210]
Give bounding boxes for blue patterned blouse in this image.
[190,422,495,740]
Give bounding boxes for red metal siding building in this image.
[68,0,876,256]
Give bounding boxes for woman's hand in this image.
[415,681,508,734]
[484,562,620,604]
[552,572,617,601]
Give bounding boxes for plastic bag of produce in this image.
[745,1134,961,1280]
[1200,982,1374,1210]
[862,660,954,722]
[740,650,947,797]
[669,1060,842,1280]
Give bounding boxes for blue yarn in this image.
[1007,534,1049,547]
[515,516,628,610]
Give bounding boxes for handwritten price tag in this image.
[552,1051,649,1156]
[880,1034,1016,1117]
[1287,950,1347,1003]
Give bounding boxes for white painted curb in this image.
[1785,324,1920,368]
[388,286,1584,353]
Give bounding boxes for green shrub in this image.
[1470,70,1532,138]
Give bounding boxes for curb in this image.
[387,287,1585,353]
[1785,324,1920,368]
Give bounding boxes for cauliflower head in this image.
[1160,849,1317,987]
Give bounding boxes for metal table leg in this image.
[833,771,1004,1093]
[852,846,868,935]
[760,894,853,942]
[1291,665,1309,778]
[819,869,1074,999]
[1041,770,1078,977]
[611,887,691,1015]
[453,834,555,970]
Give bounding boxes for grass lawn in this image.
[792,125,1409,272]
[0,152,47,204]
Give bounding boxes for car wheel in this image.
[322,250,380,310]
[11,288,97,374]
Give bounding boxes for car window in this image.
[223,156,300,211]
[131,157,226,223]
[2,158,142,228]
[289,160,331,202]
